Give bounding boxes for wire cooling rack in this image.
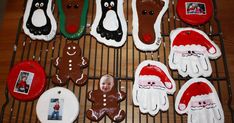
[1,0,233,122]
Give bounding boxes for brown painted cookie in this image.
[52,42,88,86]
[86,74,126,122]
[137,0,164,44]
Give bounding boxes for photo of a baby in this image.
[186,2,206,15]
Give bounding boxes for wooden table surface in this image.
[0,0,233,122]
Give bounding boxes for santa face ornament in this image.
[132,0,169,51]
[132,60,176,116]
[175,78,224,123]
[168,28,221,78]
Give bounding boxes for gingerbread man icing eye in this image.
[68,47,71,50]
[104,2,109,7]
[35,3,39,7]
[110,1,115,7]
[40,3,44,7]
[73,46,76,49]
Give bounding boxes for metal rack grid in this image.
[1,0,233,122]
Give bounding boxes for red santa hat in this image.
[139,64,173,89]
[172,29,217,54]
[178,82,212,111]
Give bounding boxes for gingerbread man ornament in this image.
[87,74,126,122]
[52,42,88,86]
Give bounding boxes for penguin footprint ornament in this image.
[132,60,176,116]
[91,0,127,47]
[168,28,221,78]
[175,78,224,123]
[23,0,57,41]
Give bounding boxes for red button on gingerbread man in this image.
[52,42,88,86]
[87,74,126,122]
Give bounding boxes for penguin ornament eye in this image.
[40,3,44,7]
[35,2,39,7]
[104,2,109,7]
[110,1,115,7]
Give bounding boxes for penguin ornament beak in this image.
[108,6,112,10]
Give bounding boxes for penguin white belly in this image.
[31,9,47,27]
[103,10,119,31]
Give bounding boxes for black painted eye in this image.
[110,1,115,7]
[148,82,151,84]
[192,51,195,54]
[35,2,39,7]
[188,51,191,54]
[149,10,154,15]
[67,4,72,8]
[142,10,147,15]
[74,4,79,8]
[198,102,201,105]
[203,101,206,104]
[40,3,44,7]
[104,2,109,7]
[152,82,155,84]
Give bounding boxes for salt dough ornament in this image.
[132,0,169,51]
[176,0,213,25]
[132,60,176,116]
[57,0,89,39]
[90,0,127,47]
[23,0,57,41]
[36,87,79,123]
[7,61,46,101]
[168,28,221,78]
[52,43,88,86]
[175,78,224,123]
[87,74,126,122]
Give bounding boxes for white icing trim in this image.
[89,109,98,120]
[90,0,127,47]
[89,90,93,99]
[67,51,77,56]
[118,91,122,100]
[56,74,62,83]
[55,57,59,66]
[168,28,221,77]
[82,57,86,65]
[132,0,169,51]
[113,110,122,120]
[22,0,57,41]
[175,78,224,123]
[75,74,84,83]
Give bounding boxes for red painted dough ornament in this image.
[176,0,213,25]
[7,61,46,101]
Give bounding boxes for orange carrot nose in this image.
[66,24,78,34]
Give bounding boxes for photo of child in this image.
[100,74,114,93]
[48,98,64,120]
[14,70,34,94]
[186,2,206,15]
